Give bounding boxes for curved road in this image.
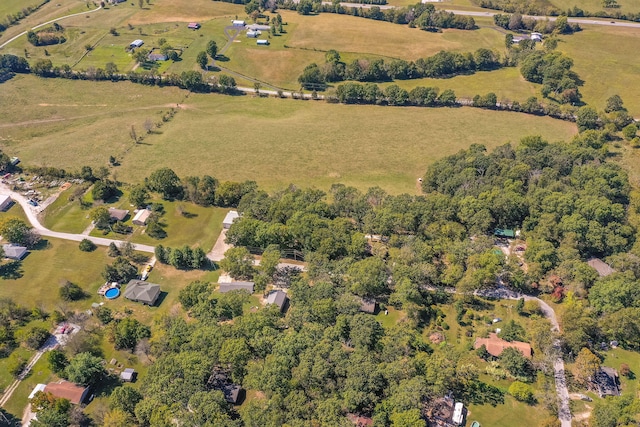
[0,5,103,50]
[1,184,155,253]
[426,285,572,427]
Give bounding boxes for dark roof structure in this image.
[592,367,620,397]
[219,282,254,294]
[266,290,288,312]
[207,367,244,404]
[108,207,129,221]
[124,280,161,306]
[359,298,377,314]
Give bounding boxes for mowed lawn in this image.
[0,0,43,18]
[558,25,640,116]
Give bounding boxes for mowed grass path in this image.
[0,76,576,194]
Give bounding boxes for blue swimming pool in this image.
[105,288,120,299]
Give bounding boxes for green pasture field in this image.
[127,0,244,25]
[550,0,640,13]
[0,76,577,194]
[0,0,43,19]
[557,25,640,116]
[41,185,92,234]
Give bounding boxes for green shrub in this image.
[79,238,96,252]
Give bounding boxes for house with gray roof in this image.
[124,280,161,306]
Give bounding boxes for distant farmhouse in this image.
[124,280,161,306]
[108,207,129,222]
[43,381,90,405]
[474,333,532,358]
[231,20,245,27]
[130,39,144,48]
[246,30,260,38]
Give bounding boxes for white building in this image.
[246,30,261,38]
[129,39,144,48]
[132,209,151,226]
[0,194,12,211]
[222,210,240,229]
[231,20,246,27]
[452,402,464,425]
[256,39,270,46]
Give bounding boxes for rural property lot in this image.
[0,76,576,194]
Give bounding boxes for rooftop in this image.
[266,290,288,311]
[124,280,161,305]
[219,281,254,294]
[44,381,89,405]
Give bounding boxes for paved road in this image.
[427,285,571,427]
[1,184,155,253]
[0,5,103,50]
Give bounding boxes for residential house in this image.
[2,244,27,260]
[124,280,161,306]
[473,333,532,358]
[132,209,151,225]
[246,30,260,38]
[592,367,620,397]
[231,20,246,27]
[108,207,129,222]
[208,367,244,404]
[219,281,255,294]
[266,290,288,313]
[0,194,12,211]
[44,381,90,405]
[359,298,377,314]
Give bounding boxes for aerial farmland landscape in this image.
[0,0,640,426]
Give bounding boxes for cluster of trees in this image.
[494,13,579,34]
[480,0,640,22]
[27,23,66,46]
[0,299,40,358]
[0,217,40,248]
[196,40,218,70]
[102,256,138,284]
[299,48,501,89]
[154,244,208,269]
[0,53,30,83]
[143,167,257,208]
[519,51,582,104]
[332,82,455,106]
[28,58,237,94]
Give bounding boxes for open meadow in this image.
[0,76,577,194]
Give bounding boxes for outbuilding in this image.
[222,210,239,229]
[256,39,270,46]
[130,39,144,48]
[3,244,27,260]
[132,209,151,226]
[246,30,260,38]
[231,20,246,27]
[219,281,255,294]
[120,368,137,382]
[124,280,161,306]
[266,290,288,313]
[188,22,201,30]
[148,52,168,61]
[0,194,12,211]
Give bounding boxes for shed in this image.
[246,24,271,31]
[223,384,242,404]
[188,22,201,30]
[531,32,543,42]
[120,368,136,382]
[132,209,151,226]
[587,258,615,277]
[359,298,377,314]
[256,39,270,46]
[0,194,12,211]
[473,333,532,358]
[266,290,288,313]
[148,52,168,61]
[10,157,20,166]
[44,381,90,405]
[108,207,129,222]
[593,367,620,397]
[3,244,27,260]
[130,39,144,48]
[246,30,260,38]
[222,210,240,229]
[231,20,246,27]
[219,281,255,294]
[124,280,161,306]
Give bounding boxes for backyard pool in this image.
[105,288,120,299]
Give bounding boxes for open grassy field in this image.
[467,395,545,427]
[550,0,640,13]
[558,25,640,116]
[0,76,577,194]
[0,0,43,19]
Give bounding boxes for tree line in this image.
[298,48,502,89]
[478,0,640,23]
[0,0,50,34]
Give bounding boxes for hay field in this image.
[0,76,576,194]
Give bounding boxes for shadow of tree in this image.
[0,261,23,279]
